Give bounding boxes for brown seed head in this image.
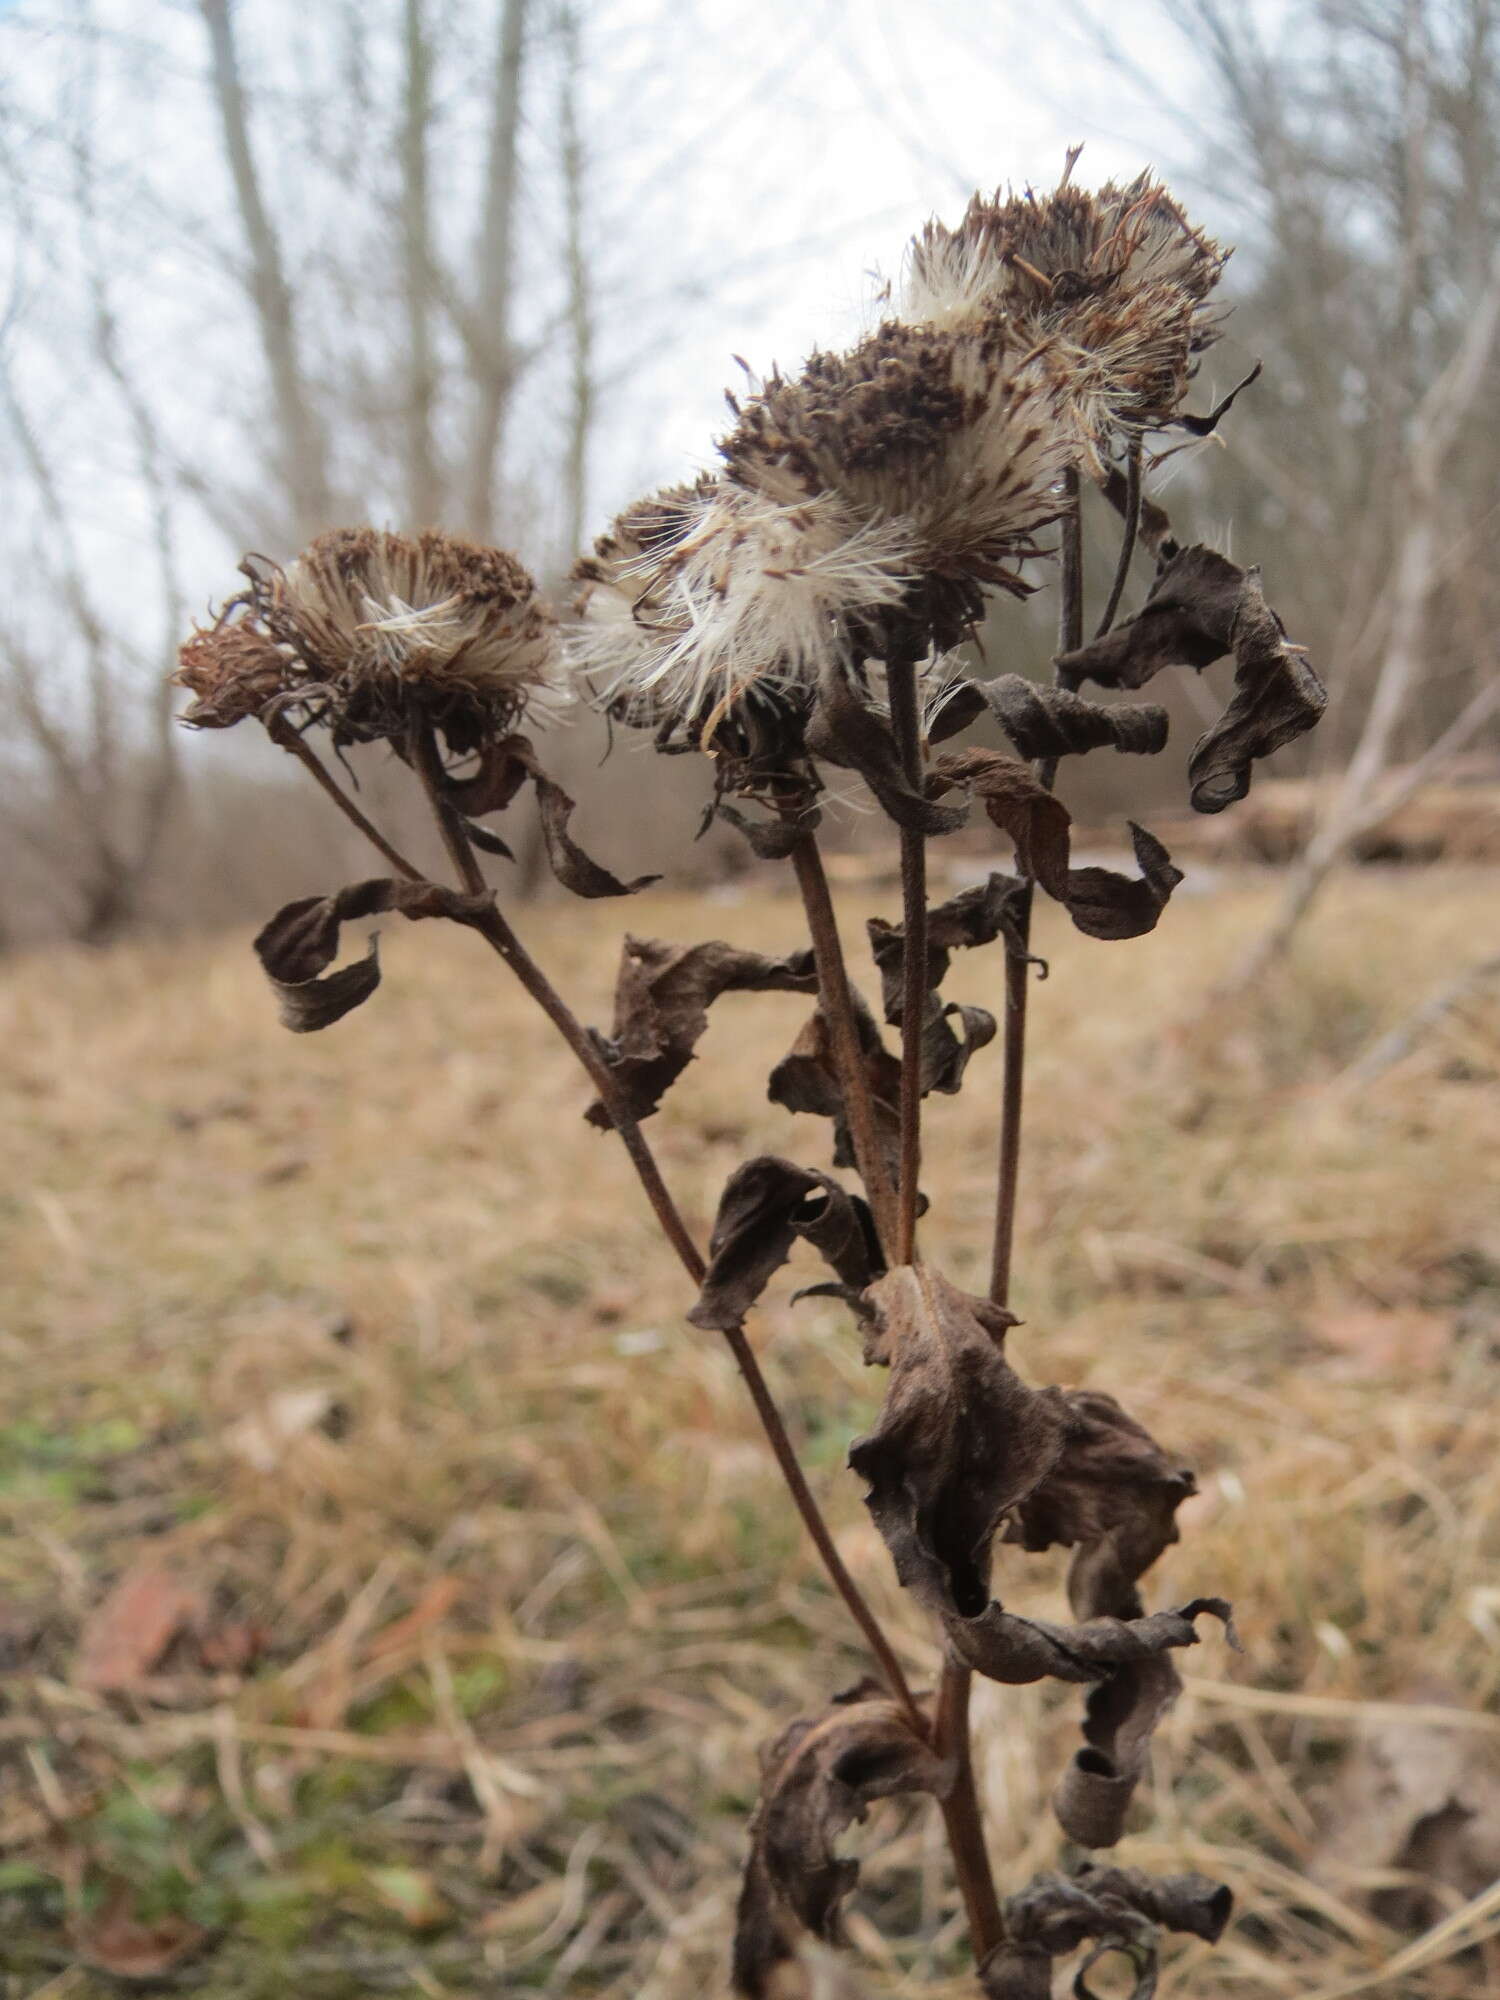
[241,527,556,750]
[902,172,1227,456]
[174,615,293,729]
[718,317,1074,642]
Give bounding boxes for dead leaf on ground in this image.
[72,1884,209,1978]
[76,1560,203,1692]
[225,1385,337,1473]
[1308,1304,1452,1376]
[1312,1683,1500,1932]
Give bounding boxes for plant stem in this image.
[934,1658,1004,1961]
[781,803,898,1254]
[955,469,1089,1971]
[403,723,921,1723]
[1092,436,1141,641]
[884,650,927,1267]
[266,715,425,882]
[722,1321,923,1730]
[989,466,1083,1303]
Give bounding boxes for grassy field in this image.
[2,867,1498,1998]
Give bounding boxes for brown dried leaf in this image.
[767,1003,904,1188]
[73,1886,209,1980]
[848,1266,1067,1616]
[441,733,657,895]
[981,1864,1232,2000]
[687,1157,883,1333]
[1056,544,1328,813]
[867,875,1022,1095]
[1318,1701,1500,1935]
[976,675,1170,762]
[934,749,1182,940]
[945,1593,1232,1689]
[586,936,817,1127]
[254,878,492,1031]
[1006,1391,1201,1846]
[807,667,968,835]
[732,1682,954,1999]
[76,1561,203,1692]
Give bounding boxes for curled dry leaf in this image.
[1055,543,1328,813]
[848,1266,1067,1615]
[732,1681,954,2000]
[76,1560,203,1692]
[932,674,1170,760]
[687,1156,883,1333]
[768,1000,904,1188]
[806,665,968,835]
[586,936,816,1127]
[945,1592,1233,1689]
[934,749,1182,939]
[254,877,493,1031]
[868,875,1026,1095]
[1006,1390,1202,1846]
[981,1864,1232,2000]
[441,733,657,897]
[715,799,812,860]
[850,1268,1232,1703]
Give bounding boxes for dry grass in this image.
[2,867,1498,1998]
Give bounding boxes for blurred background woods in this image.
[0,0,1497,949]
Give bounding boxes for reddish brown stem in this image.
[266,715,425,882]
[885,652,927,1267]
[783,811,898,1254]
[934,1660,1005,1962]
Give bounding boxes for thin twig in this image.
[781,799,898,1252]
[1093,436,1141,640]
[266,714,425,882]
[885,648,928,1267]
[990,466,1083,1303]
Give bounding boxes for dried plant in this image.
[175,160,1328,1997]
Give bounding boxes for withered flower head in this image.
[240,527,556,751]
[174,613,294,728]
[566,476,917,765]
[901,171,1226,460]
[718,318,1075,650]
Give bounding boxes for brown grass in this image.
[2,867,1498,1997]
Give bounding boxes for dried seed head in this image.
[245,527,557,750]
[901,172,1226,459]
[174,615,295,728]
[566,476,918,762]
[718,318,1075,644]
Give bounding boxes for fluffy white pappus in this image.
[566,482,918,733]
